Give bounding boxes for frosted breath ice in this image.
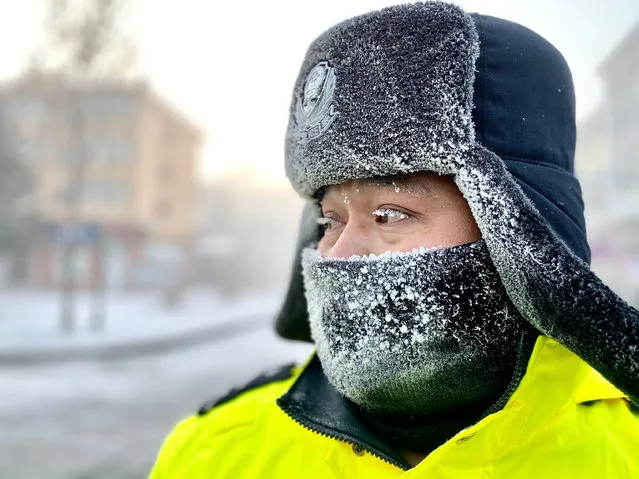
[301,240,526,414]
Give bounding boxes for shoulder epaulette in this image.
[197,363,296,416]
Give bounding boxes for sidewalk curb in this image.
[0,315,267,367]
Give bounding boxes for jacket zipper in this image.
[276,399,410,471]
[276,331,535,471]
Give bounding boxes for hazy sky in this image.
[1,0,638,185]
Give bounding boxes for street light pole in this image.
[90,226,106,332]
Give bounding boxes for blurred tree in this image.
[0,148,36,254]
[35,0,137,80]
[34,0,136,333]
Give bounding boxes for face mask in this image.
[301,240,527,415]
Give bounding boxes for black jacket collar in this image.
[277,355,411,469]
[276,331,537,470]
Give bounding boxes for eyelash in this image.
[372,208,409,221]
[316,216,339,231]
[317,208,410,231]
[317,216,337,225]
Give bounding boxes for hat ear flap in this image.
[275,201,321,342]
[456,145,639,401]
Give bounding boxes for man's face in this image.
[318,172,481,258]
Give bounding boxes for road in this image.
[0,326,313,479]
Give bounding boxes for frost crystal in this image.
[301,240,525,413]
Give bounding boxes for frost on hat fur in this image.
[280,2,639,401]
[285,1,474,196]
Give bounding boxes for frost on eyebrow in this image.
[358,174,437,196]
[317,173,439,205]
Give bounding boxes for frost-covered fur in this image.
[301,241,526,414]
[285,2,477,198]
[275,202,320,341]
[456,146,639,399]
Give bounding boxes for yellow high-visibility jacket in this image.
[150,336,639,478]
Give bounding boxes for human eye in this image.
[372,208,410,225]
[317,215,341,231]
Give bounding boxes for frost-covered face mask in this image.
[301,240,527,415]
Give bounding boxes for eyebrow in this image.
[359,174,435,196]
[316,173,435,203]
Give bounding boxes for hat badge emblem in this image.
[294,62,338,141]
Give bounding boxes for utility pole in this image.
[59,90,88,334]
[90,227,107,332]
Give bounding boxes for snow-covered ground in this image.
[0,288,314,477]
[0,324,314,478]
[0,289,281,354]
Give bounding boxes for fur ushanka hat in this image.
[277,2,639,400]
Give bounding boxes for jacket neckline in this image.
[278,353,410,468]
[277,335,627,471]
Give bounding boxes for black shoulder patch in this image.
[197,363,296,416]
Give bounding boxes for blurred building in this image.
[598,23,639,190]
[576,21,639,305]
[575,106,612,207]
[195,177,304,297]
[0,72,201,290]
